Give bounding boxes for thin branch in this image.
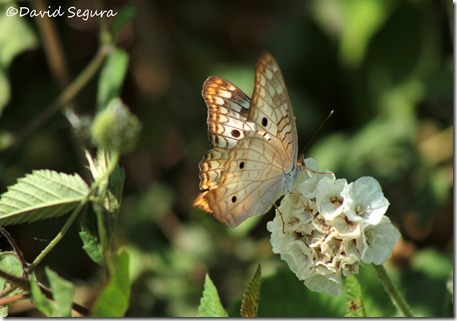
[29,202,88,270]
[33,0,71,88]
[1,45,112,152]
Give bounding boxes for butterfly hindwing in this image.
[202,132,292,227]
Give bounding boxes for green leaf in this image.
[198,274,228,317]
[339,0,392,67]
[79,210,104,266]
[0,251,23,317]
[344,275,366,317]
[91,250,131,317]
[45,267,75,317]
[30,273,54,317]
[0,251,22,280]
[29,268,75,317]
[96,49,129,110]
[310,0,392,68]
[0,2,38,67]
[0,1,38,114]
[110,4,137,38]
[240,264,261,317]
[0,170,89,225]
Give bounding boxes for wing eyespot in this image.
[262,117,268,127]
[239,161,245,169]
[231,129,241,138]
[231,196,237,203]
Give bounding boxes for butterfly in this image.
[193,52,299,227]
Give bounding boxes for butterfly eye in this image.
[231,196,237,203]
[262,117,268,127]
[239,161,245,169]
[231,129,241,138]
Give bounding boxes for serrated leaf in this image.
[91,250,131,317]
[344,275,366,317]
[45,267,74,317]
[96,49,129,110]
[0,170,89,226]
[240,264,261,317]
[30,273,54,317]
[198,274,228,317]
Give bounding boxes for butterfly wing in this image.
[194,76,255,209]
[203,76,254,149]
[249,52,298,169]
[200,131,294,227]
[194,53,298,227]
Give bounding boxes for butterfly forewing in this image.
[203,76,254,149]
[194,52,298,227]
[249,53,298,166]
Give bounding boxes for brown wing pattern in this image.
[249,53,298,166]
[194,53,298,227]
[202,76,254,149]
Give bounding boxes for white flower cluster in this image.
[267,158,401,296]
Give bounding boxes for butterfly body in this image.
[194,52,298,227]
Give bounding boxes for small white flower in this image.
[268,158,400,297]
[331,215,362,240]
[296,158,335,198]
[342,176,389,226]
[304,263,342,297]
[315,177,347,220]
[360,216,401,264]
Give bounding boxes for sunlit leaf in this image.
[0,170,89,225]
[198,274,228,317]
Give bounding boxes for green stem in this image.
[2,45,112,152]
[29,201,88,271]
[372,264,414,317]
[29,151,119,272]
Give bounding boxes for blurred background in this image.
[0,0,453,317]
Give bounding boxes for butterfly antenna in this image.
[300,110,334,155]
